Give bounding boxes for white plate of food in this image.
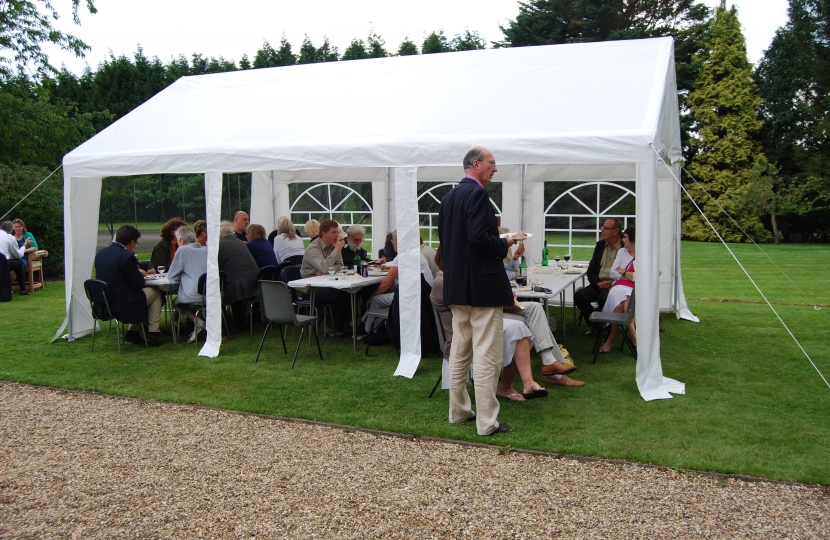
[499,232,533,241]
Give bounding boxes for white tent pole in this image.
[520,164,527,231]
[386,167,392,233]
[271,170,277,232]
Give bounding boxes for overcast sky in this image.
[45,0,790,75]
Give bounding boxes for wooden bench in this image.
[10,249,48,293]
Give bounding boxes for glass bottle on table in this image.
[354,252,361,275]
[519,256,527,279]
[541,240,548,266]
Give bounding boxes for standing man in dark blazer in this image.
[94,225,163,346]
[438,146,517,436]
[574,218,623,332]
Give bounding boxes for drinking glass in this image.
[532,258,541,269]
[157,265,165,275]
[564,254,571,263]
[327,267,336,279]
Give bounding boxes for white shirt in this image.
[389,253,434,287]
[0,230,25,260]
[273,233,306,264]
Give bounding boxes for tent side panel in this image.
[393,167,422,378]
[61,175,102,341]
[250,171,275,232]
[198,172,223,357]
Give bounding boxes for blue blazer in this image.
[438,178,513,307]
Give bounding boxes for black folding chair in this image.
[84,279,147,354]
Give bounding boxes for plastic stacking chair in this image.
[84,279,147,354]
[588,289,637,363]
[254,280,322,368]
[248,265,280,334]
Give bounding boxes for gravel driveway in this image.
[1,383,827,539]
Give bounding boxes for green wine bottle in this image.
[354,251,361,271]
[519,256,527,278]
[541,239,549,266]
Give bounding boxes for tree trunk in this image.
[771,211,780,245]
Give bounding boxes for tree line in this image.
[1,1,828,279]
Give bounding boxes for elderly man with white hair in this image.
[341,224,368,269]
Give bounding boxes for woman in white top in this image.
[272,216,306,264]
[599,226,636,352]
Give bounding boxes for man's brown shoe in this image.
[146,332,161,347]
[124,330,144,344]
[546,375,585,387]
[540,361,576,376]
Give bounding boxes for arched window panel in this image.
[544,181,635,261]
[289,182,374,251]
[417,182,502,248]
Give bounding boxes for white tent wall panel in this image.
[250,170,276,232]
[392,167,422,378]
[59,175,103,341]
[199,172,223,357]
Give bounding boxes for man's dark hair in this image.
[463,147,485,170]
[611,218,623,234]
[319,219,339,234]
[115,225,141,246]
[623,226,636,243]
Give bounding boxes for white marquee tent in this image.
[61,36,694,401]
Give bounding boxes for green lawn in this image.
[2,241,828,484]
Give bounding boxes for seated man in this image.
[363,230,434,334]
[419,236,439,278]
[430,246,548,400]
[218,220,259,331]
[504,297,584,387]
[94,225,163,346]
[166,226,208,343]
[232,211,249,242]
[0,220,32,296]
[574,218,623,333]
[301,219,351,335]
[341,224,368,268]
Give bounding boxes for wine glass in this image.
[553,255,561,266]
[563,253,571,269]
[532,258,541,269]
[327,267,336,279]
[157,265,165,276]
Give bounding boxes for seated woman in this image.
[273,216,306,265]
[599,226,636,352]
[430,246,547,402]
[304,219,320,242]
[12,219,38,268]
[246,224,279,268]
[150,217,187,273]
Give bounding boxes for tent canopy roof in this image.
[63,37,680,178]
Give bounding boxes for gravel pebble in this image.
[1,383,827,539]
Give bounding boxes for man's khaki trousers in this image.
[448,305,503,436]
